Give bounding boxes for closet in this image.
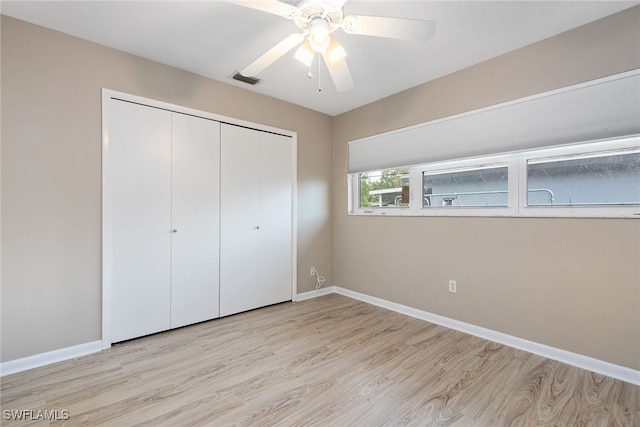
[104,94,295,345]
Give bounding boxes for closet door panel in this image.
[220,124,261,316]
[259,132,293,306]
[109,100,172,342]
[170,114,221,328]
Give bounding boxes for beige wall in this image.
[1,15,333,362]
[333,7,640,370]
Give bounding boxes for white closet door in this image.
[220,124,261,316]
[258,132,293,307]
[109,100,172,342]
[170,114,221,328]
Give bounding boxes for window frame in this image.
[349,135,640,218]
[418,158,518,216]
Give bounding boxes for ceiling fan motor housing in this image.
[294,0,344,31]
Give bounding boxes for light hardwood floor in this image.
[1,294,638,426]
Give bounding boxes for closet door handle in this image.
[255,226,260,230]
[172,229,178,233]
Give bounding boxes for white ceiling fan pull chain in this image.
[318,55,322,92]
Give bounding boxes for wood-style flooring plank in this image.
[1,294,638,426]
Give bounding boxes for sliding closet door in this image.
[219,124,262,316]
[170,114,220,328]
[109,100,172,343]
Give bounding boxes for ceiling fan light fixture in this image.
[309,19,330,52]
[294,40,314,67]
[326,37,346,63]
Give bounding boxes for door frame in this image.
[101,89,298,348]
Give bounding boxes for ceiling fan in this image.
[227,0,436,92]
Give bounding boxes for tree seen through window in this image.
[359,168,410,208]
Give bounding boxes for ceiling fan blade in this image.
[322,50,353,92]
[327,0,348,10]
[224,0,300,19]
[241,33,304,77]
[342,15,436,41]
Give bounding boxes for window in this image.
[358,167,409,208]
[423,165,509,208]
[526,151,640,206]
[349,136,640,218]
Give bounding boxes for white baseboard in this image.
[295,286,336,301]
[0,341,102,377]
[313,286,639,386]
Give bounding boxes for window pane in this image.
[527,152,640,206]
[423,166,508,207]
[359,168,410,208]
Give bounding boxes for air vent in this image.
[232,72,261,86]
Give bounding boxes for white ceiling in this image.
[2,1,637,116]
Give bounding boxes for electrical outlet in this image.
[449,280,457,293]
[310,267,317,277]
